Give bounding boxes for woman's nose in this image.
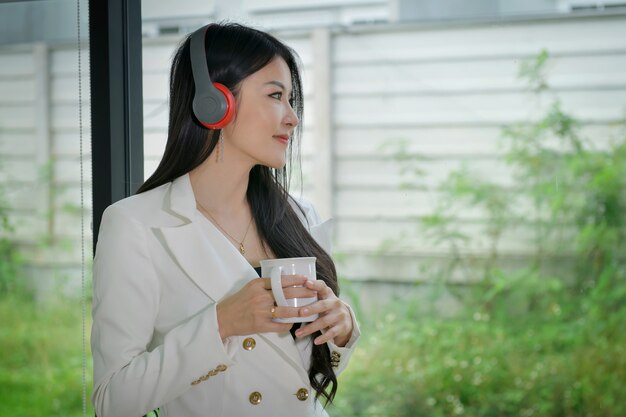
[284,104,299,128]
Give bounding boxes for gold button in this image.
[296,388,309,401]
[249,391,262,405]
[243,337,256,351]
[215,364,228,372]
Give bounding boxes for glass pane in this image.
[139,4,626,417]
[0,1,92,416]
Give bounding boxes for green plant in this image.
[0,296,94,417]
[0,159,26,299]
[335,50,626,416]
[419,50,626,321]
[331,298,626,417]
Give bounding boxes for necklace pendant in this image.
[239,243,245,254]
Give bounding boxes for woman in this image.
[91,22,359,417]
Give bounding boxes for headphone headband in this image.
[189,25,235,129]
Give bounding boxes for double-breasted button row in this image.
[330,351,341,368]
[248,388,309,406]
[295,388,309,401]
[243,337,256,351]
[249,391,262,405]
[191,364,228,386]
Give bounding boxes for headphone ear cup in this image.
[209,82,236,129]
[192,82,236,130]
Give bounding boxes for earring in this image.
[216,130,224,163]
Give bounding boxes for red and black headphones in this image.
[189,25,236,129]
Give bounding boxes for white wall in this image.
[0,41,91,298]
[329,14,626,283]
[1,12,625,299]
[139,13,626,285]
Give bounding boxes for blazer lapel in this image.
[155,174,255,302]
[258,332,310,382]
[289,197,334,254]
[310,218,334,254]
[157,222,237,303]
[153,175,310,381]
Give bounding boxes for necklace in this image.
[196,201,253,255]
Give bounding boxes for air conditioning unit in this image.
[392,0,563,22]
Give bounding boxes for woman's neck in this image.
[189,155,252,216]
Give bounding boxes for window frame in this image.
[89,0,144,247]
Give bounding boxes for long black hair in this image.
[137,22,340,405]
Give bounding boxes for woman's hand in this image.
[295,280,354,347]
[216,275,316,339]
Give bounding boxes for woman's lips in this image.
[274,135,289,145]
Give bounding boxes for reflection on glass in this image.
[2,0,618,414]
[0,0,93,415]
[127,3,624,416]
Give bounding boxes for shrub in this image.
[0,164,26,299]
[0,297,94,417]
[332,302,626,417]
[332,50,626,417]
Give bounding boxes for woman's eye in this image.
[270,92,295,107]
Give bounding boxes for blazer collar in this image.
[156,173,254,301]
[155,174,311,382]
[166,173,199,222]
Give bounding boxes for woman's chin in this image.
[261,158,287,170]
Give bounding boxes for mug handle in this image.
[270,266,289,307]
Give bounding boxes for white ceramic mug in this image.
[260,257,319,323]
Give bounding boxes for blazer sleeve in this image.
[91,204,234,417]
[325,303,361,376]
[293,197,361,376]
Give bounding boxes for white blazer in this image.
[91,174,360,417]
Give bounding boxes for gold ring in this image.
[270,306,277,319]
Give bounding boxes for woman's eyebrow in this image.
[265,80,285,89]
[265,80,292,95]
